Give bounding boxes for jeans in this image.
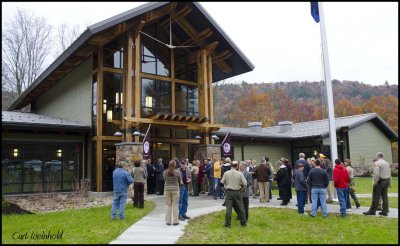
[345,187,351,209]
[310,188,328,217]
[213,178,222,198]
[111,192,127,219]
[336,188,347,215]
[179,185,189,216]
[207,174,213,194]
[296,190,306,214]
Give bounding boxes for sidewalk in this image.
[110,193,398,244]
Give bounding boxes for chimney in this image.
[278,121,294,133]
[248,122,262,133]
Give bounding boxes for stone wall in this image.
[193,144,221,161]
[115,142,146,196]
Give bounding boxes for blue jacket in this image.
[203,162,212,178]
[293,169,307,191]
[113,167,133,193]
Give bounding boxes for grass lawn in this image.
[333,197,398,208]
[352,177,398,194]
[269,177,398,196]
[177,207,398,244]
[2,201,155,244]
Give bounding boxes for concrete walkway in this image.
[110,193,398,244]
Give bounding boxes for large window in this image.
[175,83,198,116]
[103,72,123,136]
[174,49,197,82]
[141,24,170,77]
[92,74,98,136]
[2,142,81,194]
[141,78,171,116]
[103,39,124,69]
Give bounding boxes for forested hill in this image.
[213,80,398,133]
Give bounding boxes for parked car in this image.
[25,159,42,172]
[45,160,62,171]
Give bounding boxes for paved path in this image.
[110,193,398,244]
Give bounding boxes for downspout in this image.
[241,137,253,161]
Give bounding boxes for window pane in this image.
[142,78,155,116]
[157,80,171,113]
[175,84,187,114]
[103,39,124,69]
[142,56,156,74]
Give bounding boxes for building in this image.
[214,113,398,174]
[3,2,254,194]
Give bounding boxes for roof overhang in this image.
[8,2,254,111]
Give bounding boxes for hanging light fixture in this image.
[57,148,62,158]
[145,96,153,107]
[107,110,113,122]
[103,99,107,114]
[114,130,123,136]
[194,135,202,139]
[132,128,141,136]
[211,134,219,140]
[13,148,19,157]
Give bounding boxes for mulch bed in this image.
[2,202,34,215]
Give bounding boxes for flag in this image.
[220,132,233,158]
[143,124,151,158]
[311,2,320,23]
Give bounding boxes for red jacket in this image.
[333,164,350,188]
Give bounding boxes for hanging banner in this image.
[220,132,233,158]
[143,124,151,159]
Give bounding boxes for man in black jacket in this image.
[146,158,156,194]
[275,160,290,205]
[155,158,164,195]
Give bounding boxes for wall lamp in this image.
[211,134,219,140]
[114,128,143,137]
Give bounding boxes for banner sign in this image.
[220,132,233,158]
[143,124,151,159]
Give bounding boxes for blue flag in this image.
[311,2,320,23]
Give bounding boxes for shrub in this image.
[391,169,398,177]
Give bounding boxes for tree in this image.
[2,8,52,104]
[53,22,84,59]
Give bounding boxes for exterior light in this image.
[145,96,153,107]
[103,100,107,114]
[140,133,146,137]
[194,135,202,139]
[211,134,219,140]
[115,92,123,105]
[57,149,62,158]
[114,131,123,136]
[120,92,123,105]
[107,110,113,122]
[132,130,141,136]
[313,150,318,156]
[115,92,119,105]
[13,148,19,157]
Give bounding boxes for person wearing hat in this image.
[333,158,350,217]
[221,160,247,228]
[293,162,308,216]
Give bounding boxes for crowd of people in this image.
[109,151,392,226]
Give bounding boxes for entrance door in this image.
[173,143,188,161]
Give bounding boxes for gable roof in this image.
[214,113,398,141]
[8,2,254,111]
[2,111,89,131]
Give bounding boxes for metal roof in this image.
[2,111,90,131]
[214,113,398,141]
[8,2,254,111]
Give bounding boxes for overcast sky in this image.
[2,2,398,86]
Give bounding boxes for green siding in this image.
[35,56,92,124]
[231,141,290,164]
[348,121,393,167]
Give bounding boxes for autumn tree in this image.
[230,89,275,127]
[335,98,363,117]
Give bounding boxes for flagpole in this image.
[318,2,338,200]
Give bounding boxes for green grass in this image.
[333,197,398,208]
[352,177,398,194]
[177,207,398,244]
[2,201,155,244]
[268,177,398,196]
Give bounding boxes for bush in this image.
[391,169,398,177]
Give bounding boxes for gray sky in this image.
[2,2,398,86]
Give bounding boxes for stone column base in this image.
[115,142,147,196]
[193,144,221,161]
